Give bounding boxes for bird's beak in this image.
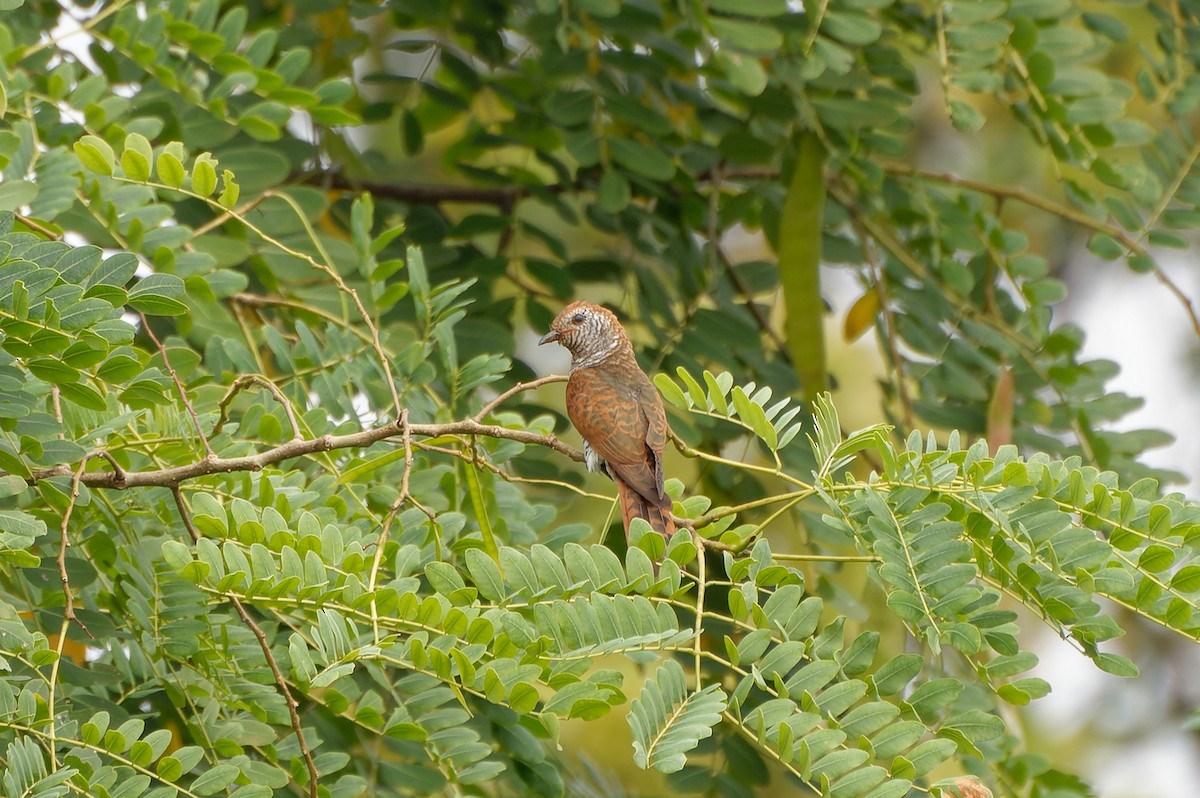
[538,330,559,346]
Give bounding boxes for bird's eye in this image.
[571,312,586,324]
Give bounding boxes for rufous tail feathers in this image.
[615,477,675,541]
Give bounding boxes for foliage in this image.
[1,1,1199,797]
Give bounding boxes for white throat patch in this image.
[571,337,619,370]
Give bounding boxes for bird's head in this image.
[538,301,627,367]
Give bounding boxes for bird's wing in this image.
[567,367,666,506]
[638,377,669,499]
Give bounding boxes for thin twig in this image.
[1154,268,1200,340]
[473,374,567,422]
[191,194,270,237]
[261,189,404,419]
[229,292,376,346]
[51,386,64,434]
[692,531,707,693]
[212,374,304,440]
[368,411,412,640]
[716,245,790,360]
[413,441,611,500]
[56,457,96,638]
[14,213,61,239]
[772,552,880,563]
[688,489,815,529]
[171,488,320,798]
[139,312,215,457]
[91,450,128,486]
[848,213,915,429]
[883,162,1200,340]
[302,173,530,207]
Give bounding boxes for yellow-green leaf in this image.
[120,149,150,181]
[218,169,240,208]
[654,373,688,410]
[75,135,114,175]
[192,158,217,197]
[157,152,185,188]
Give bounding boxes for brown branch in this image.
[715,244,790,361]
[25,416,582,489]
[171,488,320,798]
[51,386,63,430]
[473,374,567,422]
[212,375,303,440]
[306,173,529,207]
[140,312,214,457]
[1154,268,1200,340]
[14,213,61,239]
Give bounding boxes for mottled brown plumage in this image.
[539,301,675,541]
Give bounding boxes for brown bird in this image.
[539,301,676,542]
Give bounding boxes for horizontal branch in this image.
[25,417,583,490]
[297,170,553,208]
[293,167,780,208]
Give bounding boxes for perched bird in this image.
[539,301,676,541]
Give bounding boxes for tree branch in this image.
[882,162,1200,340]
[25,414,582,489]
[212,374,303,440]
[295,166,779,208]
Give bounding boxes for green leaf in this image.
[628,660,727,773]
[214,170,239,209]
[157,152,186,187]
[425,561,466,595]
[654,373,689,410]
[709,16,784,54]
[609,137,675,181]
[707,0,788,14]
[192,157,218,197]
[821,12,882,46]
[1095,652,1139,677]
[121,133,153,181]
[1087,234,1124,260]
[75,135,115,175]
[191,764,240,795]
[128,273,188,315]
[596,169,631,213]
[464,549,504,600]
[0,510,45,539]
[0,181,39,211]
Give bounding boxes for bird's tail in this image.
[616,477,675,542]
